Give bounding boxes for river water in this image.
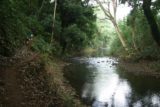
[64,57,160,107]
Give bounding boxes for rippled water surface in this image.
[64,57,160,107]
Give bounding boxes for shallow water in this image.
[64,57,160,107]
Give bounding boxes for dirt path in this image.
[0,47,87,107]
[0,45,40,106]
[4,54,38,107]
[5,66,22,107]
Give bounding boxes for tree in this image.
[95,0,128,51]
[57,0,97,53]
[127,8,139,51]
[0,0,98,56]
[142,0,160,46]
[120,0,160,46]
[51,0,57,43]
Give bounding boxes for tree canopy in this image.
[0,0,97,56]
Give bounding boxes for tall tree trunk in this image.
[95,0,128,51]
[131,25,138,51]
[51,0,57,44]
[112,19,128,51]
[112,0,117,20]
[142,0,160,46]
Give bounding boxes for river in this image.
[64,57,160,107]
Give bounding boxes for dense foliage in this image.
[109,0,160,60]
[0,0,97,56]
[1,0,160,60]
[57,0,97,53]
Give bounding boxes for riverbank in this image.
[58,57,160,107]
[0,47,88,107]
[118,59,160,78]
[44,56,88,107]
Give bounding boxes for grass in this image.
[43,56,88,107]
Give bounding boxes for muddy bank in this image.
[0,51,51,107]
[0,48,87,107]
[118,59,160,78]
[45,57,88,107]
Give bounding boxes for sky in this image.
[117,4,132,20]
[50,0,132,20]
[89,0,132,20]
[50,0,55,3]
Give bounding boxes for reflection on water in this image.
[64,57,160,107]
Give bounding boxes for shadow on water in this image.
[117,67,160,107]
[63,59,96,105]
[63,57,160,107]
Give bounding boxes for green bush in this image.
[62,24,87,51]
[31,36,53,54]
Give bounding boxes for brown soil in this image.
[0,46,87,107]
[45,57,88,107]
[0,47,52,107]
[118,59,160,78]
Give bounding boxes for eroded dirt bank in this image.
[118,59,160,78]
[0,47,87,107]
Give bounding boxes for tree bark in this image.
[142,0,160,46]
[112,19,128,51]
[51,0,57,44]
[112,0,117,20]
[130,16,138,51]
[131,24,138,51]
[95,0,128,51]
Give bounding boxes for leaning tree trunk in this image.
[131,22,138,51]
[95,0,128,51]
[142,0,160,46]
[112,19,128,51]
